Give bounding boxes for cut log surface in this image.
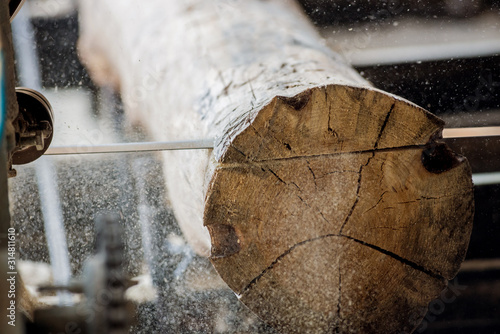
[78,0,474,333]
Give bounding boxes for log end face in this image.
[206,84,473,332]
[218,85,445,164]
[204,155,364,292]
[341,145,474,281]
[238,237,447,334]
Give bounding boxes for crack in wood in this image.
[240,234,330,295]
[248,123,267,159]
[374,102,395,149]
[240,232,445,296]
[363,190,389,214]
[339,153,374,234]
[267,168,287,185]
[369,224,412,231]
[342,235,445,280]
[395,191,473,205]
[219,144,426,166]
[325,90,339,138]
[267,167,330,225]
[305,161,318,188]
[228,143,249,160]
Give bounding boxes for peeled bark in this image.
[78,0,474,333]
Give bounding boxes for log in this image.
[78,0,474,333]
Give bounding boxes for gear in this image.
[83,214,130,334]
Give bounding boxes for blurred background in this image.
[6,0,500,333]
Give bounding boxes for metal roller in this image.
[11,87,54,165]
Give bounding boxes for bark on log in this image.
[78,0,474,333]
